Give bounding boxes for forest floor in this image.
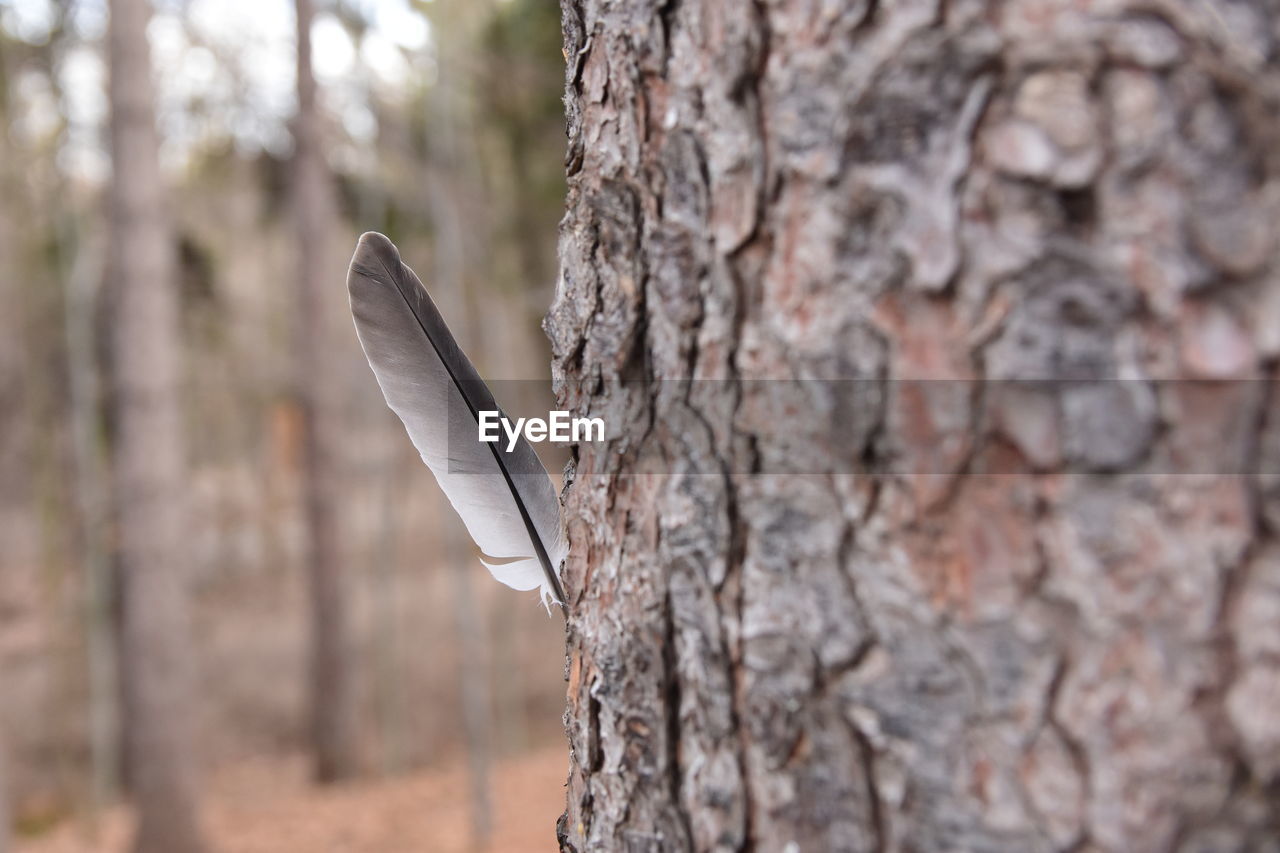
[15,745,566,853]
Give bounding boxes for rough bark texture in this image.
[294,0,359,783]
[107,0,209,850]
[550,2,1280,851]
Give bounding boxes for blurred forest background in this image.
[0,0,570,849]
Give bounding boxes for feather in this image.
[347,232,568,612]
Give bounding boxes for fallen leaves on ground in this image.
[17,746,566,853]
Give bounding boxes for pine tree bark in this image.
[106,0,209,850]
[293,0,360,783]
[550,2,1280,851]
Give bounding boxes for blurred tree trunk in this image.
[447,527,493,847]
[293,0,359,784]
[60,223,119,815]
[106,1,208,851]
[425,2,494,837]
[551,3,1280,851]
[0,53,11,853]
[0,737,9,853]
[372,448,409,776]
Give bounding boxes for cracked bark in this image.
[550,1,1280,851]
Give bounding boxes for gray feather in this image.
[347,232,568,611]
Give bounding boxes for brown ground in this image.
[16,747,566,853]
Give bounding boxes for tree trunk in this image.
[106,0,209,850]
[550,2,1280,851]
[61,220,119,816]
[425,2,496,833]
[0,58,13,853]
[0,737,9,853]
[294,0,359,783]
[448,527,494,847]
